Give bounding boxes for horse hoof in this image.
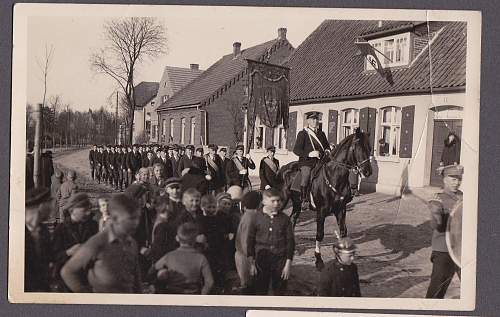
[314,252,324,271]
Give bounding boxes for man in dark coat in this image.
[259,146,281,190]
[225,144,255,189]
[170,145,181,177]
[177,145,197,176]
[292,111,330,204]
[40,150,55,189]
[89,144,97,180]
[25,187,53,292]
[26,141,34,190]
[127,144,142,185]
[440,132,461,168]
[204,144,225,193]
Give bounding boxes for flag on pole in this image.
[354,38,390,79]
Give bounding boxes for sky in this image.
[25,5,335,112]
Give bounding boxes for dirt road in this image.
[55,148,460,298]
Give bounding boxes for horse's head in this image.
[350,128,373,177]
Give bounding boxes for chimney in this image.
[278,27,287,40]
[190,63,199,70]
[233,42,241,57]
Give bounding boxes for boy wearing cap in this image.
[293,111,330,207]
[248,188,295,295]
[61,194,142,293]
[318,236,361,297]
[225,144,255,189]
[177,145,196,176]
[235,190,262,294]
[169,145,181,177]
[25,187,53,292]
[52,193,98,291]
[154,222,214,294]
[259,146,281,190]
[57,170,78,222]
[426,164,463,299]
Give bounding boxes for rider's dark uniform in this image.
[292,112,330,202]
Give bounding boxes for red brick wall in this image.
[158,108,203,145]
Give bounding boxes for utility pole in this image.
[116,91,119,145]
[33,103,43,188]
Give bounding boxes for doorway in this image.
[430,119,462,187]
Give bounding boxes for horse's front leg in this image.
[314,208,328,271]
[290,191,302,227]
[337,204,348,238]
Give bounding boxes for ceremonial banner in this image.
[246,59,290,152]
[355,38,388,80]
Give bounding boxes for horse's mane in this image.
[330,133,355,159]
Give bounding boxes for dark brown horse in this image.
[278,128,373,269]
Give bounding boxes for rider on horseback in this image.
[292,111,331,208]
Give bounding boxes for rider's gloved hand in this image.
[308,150,320,158]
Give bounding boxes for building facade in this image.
[251,20,466,194]
[156,28,294,149]
[131,81,159,144]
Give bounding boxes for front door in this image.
[430,119,462,187]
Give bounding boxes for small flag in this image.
[355,39,388,79]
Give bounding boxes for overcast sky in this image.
[26,6,321,112]
[24,5,430,112]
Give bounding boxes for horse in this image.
[278,128,373,269]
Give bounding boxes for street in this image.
[54,148,460,298]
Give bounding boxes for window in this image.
[162,119,167,136]
[169,118,174,142]
[180,118,186,144]
[254,126,264,149]
[152,125,157,139]
[145,121,151,136]
[366,32,411,69]
[275,125,287,150]
[190,117,196,144]
[341,109,359,140]
[378,106,401,157]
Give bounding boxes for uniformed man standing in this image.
[204,144,225,194]
[170,145,181,177]
[292,111,330,206]
[425,164,463,299]
[225,144,255,190]
[89,144,97,180]
[259,146,280,190]
[177,145,197,176]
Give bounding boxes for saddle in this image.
[287,160,326,193]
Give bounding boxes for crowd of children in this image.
[24,144,363,297]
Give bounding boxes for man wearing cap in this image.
[218,147,229,190]
[426,164,463,299]
[293,111,330,206]
[177,145,197,176]
[225,144,255,190]
[204,144,225,194]
[259,146,281,190]
[127,144,142,187]
[25,187,53,291]
[155,147,173,179]
[89,144,97,181]
[170,145,181,177]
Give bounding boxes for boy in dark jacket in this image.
[52,193,98,291]
[198,194,230,293]
[317,236,361,297]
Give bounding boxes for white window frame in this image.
[366,32,411,70]
[377,106,402,158]
[180,117,186,144]
[190,117,196,145]
[169,118,174,141]
[340,108,359,140]
[253,117,265,150]
[162,119,167,136]
[274,124,287,151]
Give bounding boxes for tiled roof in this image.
[157,38,291,110]
[288,20,466,104]
[164,66,203,95]
[134,81,159,107]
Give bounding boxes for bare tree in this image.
[48,95,62,147]
[37,44,55,110]
[90,17,167,144]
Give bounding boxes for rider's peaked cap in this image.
[306,111,321,119]
[266,145,276,152]
[235,144,244,151]
[442,164,464,177]
[334,237,357,253]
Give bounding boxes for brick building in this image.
[275,20,466,194]
[156,28,294,149]
[150,65,204,143]
[132,81,159,143]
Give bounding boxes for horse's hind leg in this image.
[290,191,302,227]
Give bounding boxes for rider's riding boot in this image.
[314,252,324,271]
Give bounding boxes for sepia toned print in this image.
[9,4,480,311]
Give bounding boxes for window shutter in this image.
[327,110,338,144]
[399,105,415,158]
[286,111,297,150]
[265,126,274,148]
[359,107,376,154]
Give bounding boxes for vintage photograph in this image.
[9,4,480,311]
